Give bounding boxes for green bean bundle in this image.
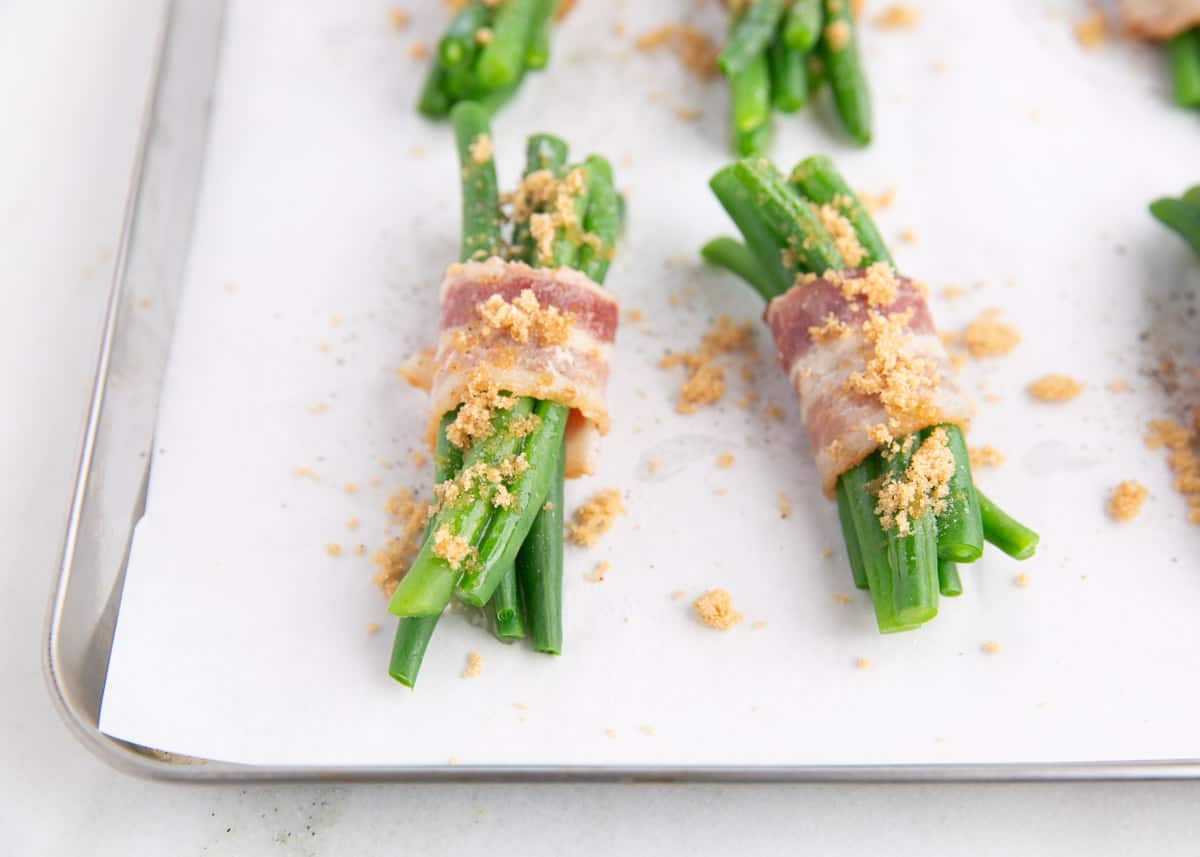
[718,0,872,154]
[417,0,558,119]
[387,102,621,686]
[702,155,1037,633]
[1150,184,1200,258]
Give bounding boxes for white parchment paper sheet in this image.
[100,0,1200,768]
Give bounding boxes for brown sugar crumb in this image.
[605,728,618,739]
[717,452,736,469]
[566,489,626,546]
[1107,480,1148,522]
[1106,379,1133,394]
[308,402,329,415]
[843,308,940,421]
[824,19,852,51]
[778,492,791,519]
[355,544,368,556]
[814,204,866,267]
[941,284,968,300]
[898,228,918,244]
[388,8,410,29]
[366,622,380,634]
[468,133,494,164]
[462,651,484,678]
[660,315,756,414]
[968,445,1005,469]
[511,169,589,267]
[634,23,719,80]
[1074,8,1107,49]
[873,4,920,29]
[813,261,901,307]
[713,487,727,497]
[293,466,320,481]
[751,620,766,631]
[673,105,704,122]
[875,427,956,534]
[820,547,833,558]
[623,308,644,324]
[855,657,871,671]
[406,42,429,61]
[474,26,494,45]
[982,640,1001,655]
[325,543,343,557]
[1145,418,1200,524]
[347,517,360,531]
[832,593,852,604]
[639,723,655,736]
[586,561,610,583]
[857,187,895,216]
[344,482,359,495]
[962,308,1020,358]
[670,589,685,600]
[396,345,436,392]
[371,489,431,597]
[1028,374,1085,403]
[765,401,785,422]
[692,589,743,630]
[410,450,428,468]
[1014,573,1030,589]
[648,458,662,475]
[554,0,575,20]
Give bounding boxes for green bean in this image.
[729,48,772,133]
[937,559,963,598]
[836,478,870,590]
[1150,196,1200,257]
[450,102,503,261]
[769,34,808,113]
[734,122,772,157]
[709,165,791,296]
[839,461,920,633]
[933,425,984,563]
[1168,27,1200,108]
[455,399,569,607]
[719,0,787,77]
[1184,185,1200,208]
[783,0,822,51]
[474,68,527,116]
[477,0,541,89]
[789,154,891,265]
[488,563,526,640]
[879,440,939,626]
[806,53,826,93]
[701,236,776,300]
[511,134,569,263]
[732,157,844,274]
[978,491,1040,560]
[577,155,619,283]
[439,2,489,68]
[442,64,477,100]
[525,0,555,69]
[819,0,871,145]
[416,62,452,118]
[546,163,590,268]
[388,411,462,688]
[387,398,535,617]
[516,437,564,654]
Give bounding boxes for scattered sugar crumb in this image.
[388,7,410,29]
[693,588,742,630]
[366,622,380,635]
[639,724,655,736]
[354,544,367,556]
[308,402,329,415]
[448,756,459,766]
[820,547,833,558]
[660,316,755,414]
[1106,379,1133,393]
[832,593,852,604]
[874,4,920,29]
[778,493,791,519]
[1107,480,1148,522]
[462,651,483,678]
[468,132,494,164]
[713,487,727,496]
[1074,7,1107,49]
[634,23,719,80]
[1145,418,1200,524]
[566,489,626,546]
[857,187,895,216]
[648,458,662,475]
[751,620,766,631]
[1014,573,1030,589]
[409,145,425,159]
[410,450,427,468]
[371,489,430,597]
[898,228,918,244]
[325,543,343,557]
[224,281,238,293]
[855,657,870,671]
[1028,374,1085,402]
[293,466,319,481]
[968,445,1005,469]
[407,42,429,61]
[962,308,1020,358]
[587,561,610,583]
[982,640,1001,655]
[605,728,618,739]
[623,307,644,323]
[673,105,704,121]
[670,590,685,600]
[941,285,968,300]
[347,517,360,530]
[765,401,785,421]
[475,26,494,45]
[318,341,331,353]
[344,482,359,495]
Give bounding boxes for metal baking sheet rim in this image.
[40,0,1200,785]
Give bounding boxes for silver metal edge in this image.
[38,2,1200,785]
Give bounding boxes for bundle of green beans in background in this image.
[1167,26,1200,109]
[701,155,1038,633]
[1150,184,1200,258]
[417,0,558,119]
[387,102,620,687]
[718,0,870,155]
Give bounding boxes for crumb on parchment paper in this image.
[388,8,410,29]
[717,452,735,469]
[660,316,756,414]
[833,593,852,604]
[586,561,610,583]
[325,543,342,557]
[982,641,1001,655]
[1014,573,1030,589]
[371,489,429,598]
[566,489,626,546]
[874,4,920,29]
[366,623,380,635]
[855,658,870,671]
[1107,480,1148,521]
[778,493,791,519]
[634,23,719,79]
[693,589,742,630]
[670,590,685,600]
[462,651,483,678]
[1145,418,1200,524]
[961,308,1020,358]
[1028,374,1085,402]
[968,445,1005,469]
[1074,7,1108,49]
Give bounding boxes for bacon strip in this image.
[765,270,971,495]
[1121,0,1200,39]
[422,258,618,478]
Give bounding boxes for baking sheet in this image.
[99,0,1200,769]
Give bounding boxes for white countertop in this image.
[5,1,1200,853]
